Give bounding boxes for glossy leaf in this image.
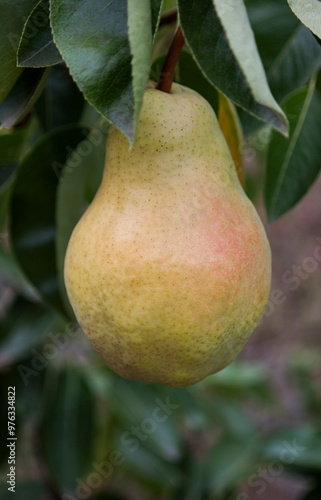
[40,367,97,491]
[0,0,38,103]
[10,126,87,314]
[17,0,62,67]
[0,68,49,129]
[35,64,85,132]
[265,80,321,222]
[178,0,288,135]
[218,93,244,186]
[0,297,61,369]
[288,0,321,39]
[56,121,107,315]
[50,0,154,143]
[269,25,321,104]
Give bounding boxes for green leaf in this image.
[35,64,85,132]
[56,121,106,316]
[0,0,38,103]
[269,25,321,104]
[177,51,218,113]
[10,126,87,314]
[0,126,31,164]
[17,0,62,67]
[288,0,321,39]
[0,68,49,129]
[0,244,36,297]
[0,175,14,230]
[265,80,321,222]
[262,426,321,475]
[118,438,182,489]
[40,367,97,491]
[178,0,288,135]
[205,436,261,495]
[0,297,61,369]
[111,379,182,462]
[247,0,300,71]
[151,0,164,37]
[50,0,154,143]
[128,0,153,138]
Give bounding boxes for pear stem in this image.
[159,7,178,27]
[157,26,185,94]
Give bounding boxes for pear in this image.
[64,81,271,388]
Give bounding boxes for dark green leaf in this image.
[0,297,61,368]
[17,0,62,67]
[265,80,321,222]
[0,244,35,296]
[50,0,153,143]
[178,0,288,135]
[56,121,106,315]
[269,25,321,103]
[35,64,85,132]
[247,0,299,71]
[10,126,87,314]
[0,68,49,129]
[0,175,14,229]
[288,0,321,39]
[151,0,164,37]
[40,367,97,491]
[0,125,32,164]
[0,0,38,103]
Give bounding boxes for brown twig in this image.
[159,7,178,27]
[157,26,185,94]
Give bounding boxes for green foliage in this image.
[17,0,62,67]
[178,0,287,135]
[265,80,321,222]
[10,125,87,314]
[0,1,321,499]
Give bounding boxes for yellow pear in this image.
[64,81,271,387]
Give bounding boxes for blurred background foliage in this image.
[1,0,321,499]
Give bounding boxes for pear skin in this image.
[64,82,271,387]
